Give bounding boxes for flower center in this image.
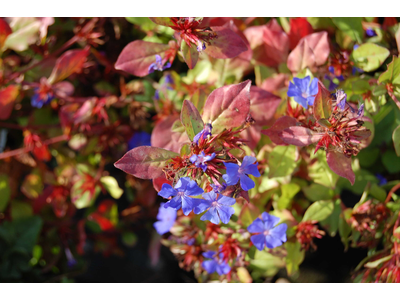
[301,92,309,98]
[177,191,185,197]
[263,230,270,236]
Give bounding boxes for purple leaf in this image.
[261,116,297,145]
[202,80,251,133]
[279,126,323,147]
[205,26,248,59]
[115,40,170,77]
[313,81,332,121]
[326,150,355,185]
[114,146,179,180]
[181,100,204,141]
[249,86,282,126]
[181,41,199,69]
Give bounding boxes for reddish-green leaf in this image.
[0,85,19,120]
[181,41,199,69]
[48,47,90,83]
[393,124,400,157]
[205,26,248,59]
[249,86,282,126]
[115,40,170,76]
[180,100,204,141]
[114,146,179,180]
[190,88,207,113]
[148,17,174,27]
[313,81,332,121]
[261,116,297,145]
[0,18,12,49]
[378,56,400,85]
[202,80,251,133]
[326,150,355,185]
[279,126,323,146]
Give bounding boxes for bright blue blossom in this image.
[128,131,151,150]
[376,174,388,186]
[158,177,204,215]
[153,202,177,235]
[193,123,212,144]
[222,156,260,191]
[148,55,171,73]
[247,212,287,251]
[366,28,377,37]
[195,190,236,224]
[31,88,54,108]
[210,182,227,193]
[287,76,319,109]
[190,151,216,172]
[201,251,231,275]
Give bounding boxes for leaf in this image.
[287,32,330,73]
[249,86,282,126]
[261,116,297,145]
[11,201,33,220]
[277,183,300,210]
[3,18,41,51]
[114,146,179,180]
[180,100,204,141]
[0,175,11,212]
[239,203,260,227]
[202,80,251,133]
[285,241,305,276]
[148,17,174,27]
[205,26,248,59]
[100,176,123,199]
[393,124,400,156]
[190,89,207,113]
[303,200,334,222]
[326,150,355,185]
[279,126,323,147]
[313,81,332,121]
[351,43,390,72]
[115,40,170,77]
[0,18,12,50]
[181,41,199,69]
[237,267,252,283]
[268,145,298,178]
[288,17,314,49]
[308,151,339,188]
[48,47,90,84]
[320,199,342,237]
[364,255,393,269]
[21,174,43,199]
[378,56,400,85]
[0,85,19,120]
[332,17,363,43]
[302,183,335,202]
[382,150,400,174]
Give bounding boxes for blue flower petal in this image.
[250,233,266,251]
[239,174,255,191]
[265,232,284,249]
[202,259,218,274]
[269,223,288,243]
[216,205,235,224]
[261,212,281,229]
[247,218,264,233]
[216,195,236,206]
[164,195,182,210]
[287,81,302,97]
[216,261,231,275]
[241,156,257,168]
[181,195,198,215]
[202,251,216,259]
[200,207,220,224]
[244,163,260,178]
[185,180,204,196]
[193,198,211,214]
[158,184,177,199]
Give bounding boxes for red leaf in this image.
[326,150,355,185]
[279,126,323,147]
[313,81,332,121]
[0,85,19,120]
[53,81,75,98]
[287,32,330,73]
[0,18,12,49]
[114,146,179,180]
[115,40,170,76]
[261,116,297,145]
[48,47,90,83]
[240,125,262,150]
[205,26,248,59]
[89,213,114,231]
[202,80,251,133]
[181,40,199,69]
[151,115,190,153]
[153,175,173,192]
[260,73,289,93]
[249,86,282,126]
[288,18,314,50]
[244,19,289,67]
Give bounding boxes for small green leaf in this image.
[122,232,138,247]
[382,150,400,174]
[393,124,400,156]
[351,43,390,72]
[364,255,393,269]
[369,183,387,202]
[268,145,298,178]
[302,183,335,202]
[100,176,123,199]
[303,200,334,222]
[378,56,400,85]
[0,175,11,212]
[285,241,305,276]
[11,201,33,220]
[277,183,300,210]
[332,17,363,43]
[320,199,341,236]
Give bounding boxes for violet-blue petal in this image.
[239,174,255,191]
[250,233,266,251]
[247,218,264,233]
[181,195,198,215]
[164,195,182,210]
[202,251,216,259]
[200,207,220,224]
[194,198,211,214]
[216,262,231,275]
[158,183,177,199]
[287,81,302,97]
[185,180,204,196]
[216,195,236,206]
[294,96,308,109]
[241,156,257,168]
[216,205,235,224]
[244,163,260,178]
[261,212,281,229]
[202,259,218,274]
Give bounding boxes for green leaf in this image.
[125,17,156,31]
[180,100,204,141]
[378,56,400,85]
[11,201,33,220]
[320,199,341,237]
[190,89,207,113]
[277,183,300,210]
[237,267,253,283]
[351,43,390,72]
[268,145,298,178]
[313,81,332,121]
[122,232,138,247]
[382,150,400,173]
[240,204,260,228]
[21,173,43,199]
[369,183,387,202]
[364,255,393,269]
[393,124,400,156]
[303,200,334,222]
[100,176,123,199]
[338,209,352,250]
[302,183,335,202]
[332,17,363,43]
[0,175,11,212]
[308,151,339,188]
[285,241,305,277]
[181,41,198,69]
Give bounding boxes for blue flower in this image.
[210,182,227,193]
[247,212,287,251]
[357,104,365,118]
[148,55,171,73]
[190,151,216,172]
[153,202,177,235]
[128,131,151,150]
[287,76,319,109]
[376,174,388,186]
[201,251,231,275]
[65,248,77,268]
[335,89,347,111]
[158,177,204,215]
[193,122,212,145]
[195,190,236,224]
[31,88,54,108]
[222,156,260,191]
[366,28,377,37]
[196,41,206,52]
